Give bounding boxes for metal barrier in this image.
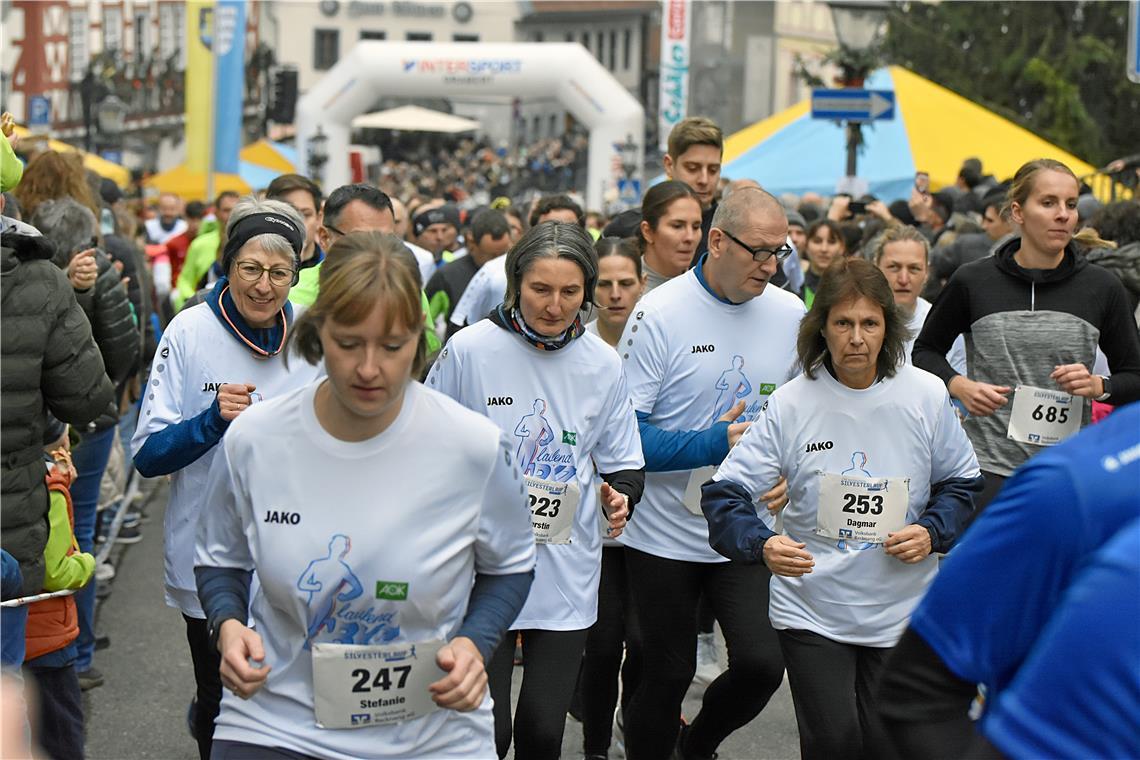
[1079,171,1135,204]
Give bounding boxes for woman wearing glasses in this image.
[617,188,803,759]
[131,197,323,760]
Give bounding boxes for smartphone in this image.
[915,171,930,195]
[849,200,868,214]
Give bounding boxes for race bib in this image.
[311,640,445,729]
[816,472,910,544]
[525,476,580,544]
[682,466,718,516]
[1007,385,1081,446]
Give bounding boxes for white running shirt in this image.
[196,380,536,759]
[405,240,437,288]
[426,320,644,630]
[448,256,507,328]
[618,269,805,562]
[908,297,967,376]
[131,303,322,617]
[714,365,981,646]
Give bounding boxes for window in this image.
[175,4,186,68]
[581,32,589,51]
[623,29,632,70]
[406,31,432,41]
[103,6,123,53]
[565,32,573,42]
[360,30,386,40]
[314,29,340,70]
[133,11,149,60]
[609,31,617,71]
[69,9,89,81]
[159,3,176,59]
[549,114,558,137]
[453,33,479,42]
[596,32,604,63]
[532,116,540,139]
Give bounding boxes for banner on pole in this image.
[658,0,691,153]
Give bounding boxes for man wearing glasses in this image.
[617,186,804,760]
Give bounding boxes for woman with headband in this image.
[131,196,324,760]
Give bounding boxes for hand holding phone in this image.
[915,171,930,196]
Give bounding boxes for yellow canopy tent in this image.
[239,139,296,173]
[722,66,1119,201]
[12,125,131,188]
[141,164,253,201]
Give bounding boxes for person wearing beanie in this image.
[412,202,463,264]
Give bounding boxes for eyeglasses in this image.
[234,261,296,287]
[719,229,794,263]
[324,223,346,238]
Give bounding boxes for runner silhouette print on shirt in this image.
[838,452,877,552]
[297,534,400,648]
[708,355,754,425]
[513,398,576,482]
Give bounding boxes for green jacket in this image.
[175,222,220,310]
[43,483,94,591]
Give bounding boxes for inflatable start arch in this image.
[296,42,645,210]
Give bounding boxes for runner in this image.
[194,232,536,759]
[579,237,647,760]
[870,225,967,375]
[914,158,1140,509]
[131,197,323,760]
[426,221,645,760]
[800,219,846,308]
[877,402,1140,759]
[617,187,801,760]
[638,180,703,293]
[701,256,982,760]
[447,195,586,336]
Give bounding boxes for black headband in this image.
[221,212,305,278]
[412,205,460,238]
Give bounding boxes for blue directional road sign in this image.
[618,177,642,205]
[28,96,51,129]
[811,89,895,122]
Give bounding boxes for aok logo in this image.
[263,510,300,525]
[375,581,409,601]
[690,344,715,354]
[487,396,514,406]
[805,441,834,453]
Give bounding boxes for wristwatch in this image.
[1095,375,1112,402]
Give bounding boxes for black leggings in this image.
[579,546,642,755]
[778,629,897,760]
[184,614,223,760]
[622,548,784,760]
[487,627,589,760]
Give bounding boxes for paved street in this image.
[85,480,801,760]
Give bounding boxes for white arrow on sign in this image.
[869,91,892,119]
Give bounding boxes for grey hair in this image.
[710,185,785,235]
[869,224,930,264]
[225,195,306,260]
[29,197,97,267]
[503,221,598,310]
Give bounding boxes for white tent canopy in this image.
[351,105,481,134]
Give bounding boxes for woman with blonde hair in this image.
[195,231,536,759]
[914,158,1140,509]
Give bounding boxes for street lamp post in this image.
[307,126,329,185]
[95,95,128,159]
[826,0,889,180]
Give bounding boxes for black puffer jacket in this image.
[60,246,139,432]
[1,232,115,595]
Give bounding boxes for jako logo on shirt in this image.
[488,396,514,406]
[805,441,834,453]
[264,510,301,524]
[690,344,715,354]
[375,581,409,601]
[202,382,222,393]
